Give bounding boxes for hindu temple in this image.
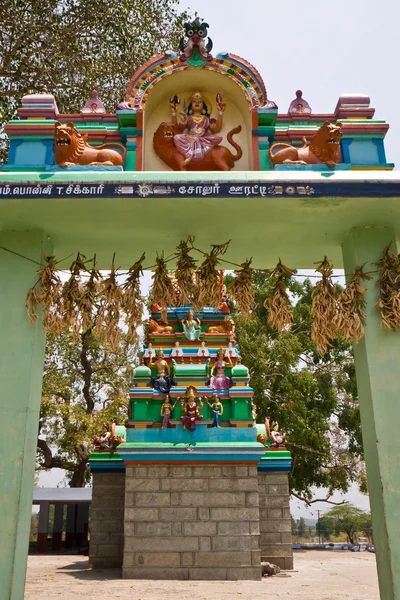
[89,290,292,579]
[1,14,399,599]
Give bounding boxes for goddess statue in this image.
[178,385,204,431]
[205,395,224,428]
[265,416,286,448]
[94,423,111,450]
[160,395,178,428]
[181,309,201,340]
[170,92,225,167]
[209,348,232,391]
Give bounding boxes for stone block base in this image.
[123,464,262,580]
[258,471,293,570]
[89,472,125,568]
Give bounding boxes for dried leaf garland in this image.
[150,252,177,321]
[333,265,372,342]
[311,257,338,356]
[231,259,254,319]
[26,287,42,324]
[80,257,102,334]
[175,237,197,305]
[61,252,89,336]
[121,253,146,344]
[195,240,231,309]
[264,261,294,331]
[374,242,400,330]
[96,256,122,350]
[25,255,64,333]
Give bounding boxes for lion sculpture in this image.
[147,319,174,334]
[54,121,126,168]
[268,121,342,168]
[153,122,242,171]
[207,317,234,334]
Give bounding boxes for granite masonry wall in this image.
[258,471,293,569]
[89,472,125,568]
[122,463,262,580]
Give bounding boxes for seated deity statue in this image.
[178,386,204,432]
[265,416,286,448]
[181,309,201,340]
[93,423,111,450]
[209,347,232,391]
[171,92,225,167]
[149,348,175,394]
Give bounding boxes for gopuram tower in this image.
[89,286,293,579]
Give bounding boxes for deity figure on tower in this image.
[149,348,175,394]
[209,348,232,391]
[178,386,204,431]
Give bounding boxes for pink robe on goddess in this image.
[174,116,222,161]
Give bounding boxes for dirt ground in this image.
[24,550,379,600]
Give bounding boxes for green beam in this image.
[342,227,400,600]
[0,231,50,600]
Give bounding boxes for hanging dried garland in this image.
[174,237,197,306]
[26,255,63,334]
[374,242,400,330]
[61,252,90,337]
[96,255,122,350]
[311,257,338,356]
[79,257,102,334]
[264,261,295,331]
[195,240,231,310]
[333,265,371,342]
[150,252,177,321]
[20,238,397,351]
[121,253,146,344]
[230,259,254,319]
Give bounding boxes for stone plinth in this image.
[258,472,293,570]
[89,472,125,568]
[122,464,261,580]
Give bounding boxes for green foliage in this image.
[226,271,365,503]
[38,328,138,486]
[319,504,372,544]
[0,0,192,162]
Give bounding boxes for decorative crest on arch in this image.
[123,24,277,112]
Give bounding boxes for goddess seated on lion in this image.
[153,92,242,172]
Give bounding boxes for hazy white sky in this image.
[39,0,393,517]
[180,0,399,168]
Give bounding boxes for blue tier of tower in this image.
[127,304,256,444]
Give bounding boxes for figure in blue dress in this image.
[205,395,224,428]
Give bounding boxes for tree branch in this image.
[291,491,347,507]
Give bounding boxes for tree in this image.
[37,329,137,487]
[226,272,365,504]
[0,0,191,161]
[297,517,306,538]
[320,504,371,544]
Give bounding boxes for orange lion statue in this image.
[153,122,243,171]
[147,319,174,334]
[268,121,342,168]
[54,121,126,168]
[207,317,234,334]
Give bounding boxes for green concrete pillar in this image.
[0,231,50,600]
[342,227,400,600]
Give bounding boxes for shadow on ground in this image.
[57,559,121,580]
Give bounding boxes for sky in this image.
[38,0,396,518]
[179,0,399,167]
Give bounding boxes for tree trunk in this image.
[69,458,88,488]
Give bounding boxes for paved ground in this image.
[24,550,379,600]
